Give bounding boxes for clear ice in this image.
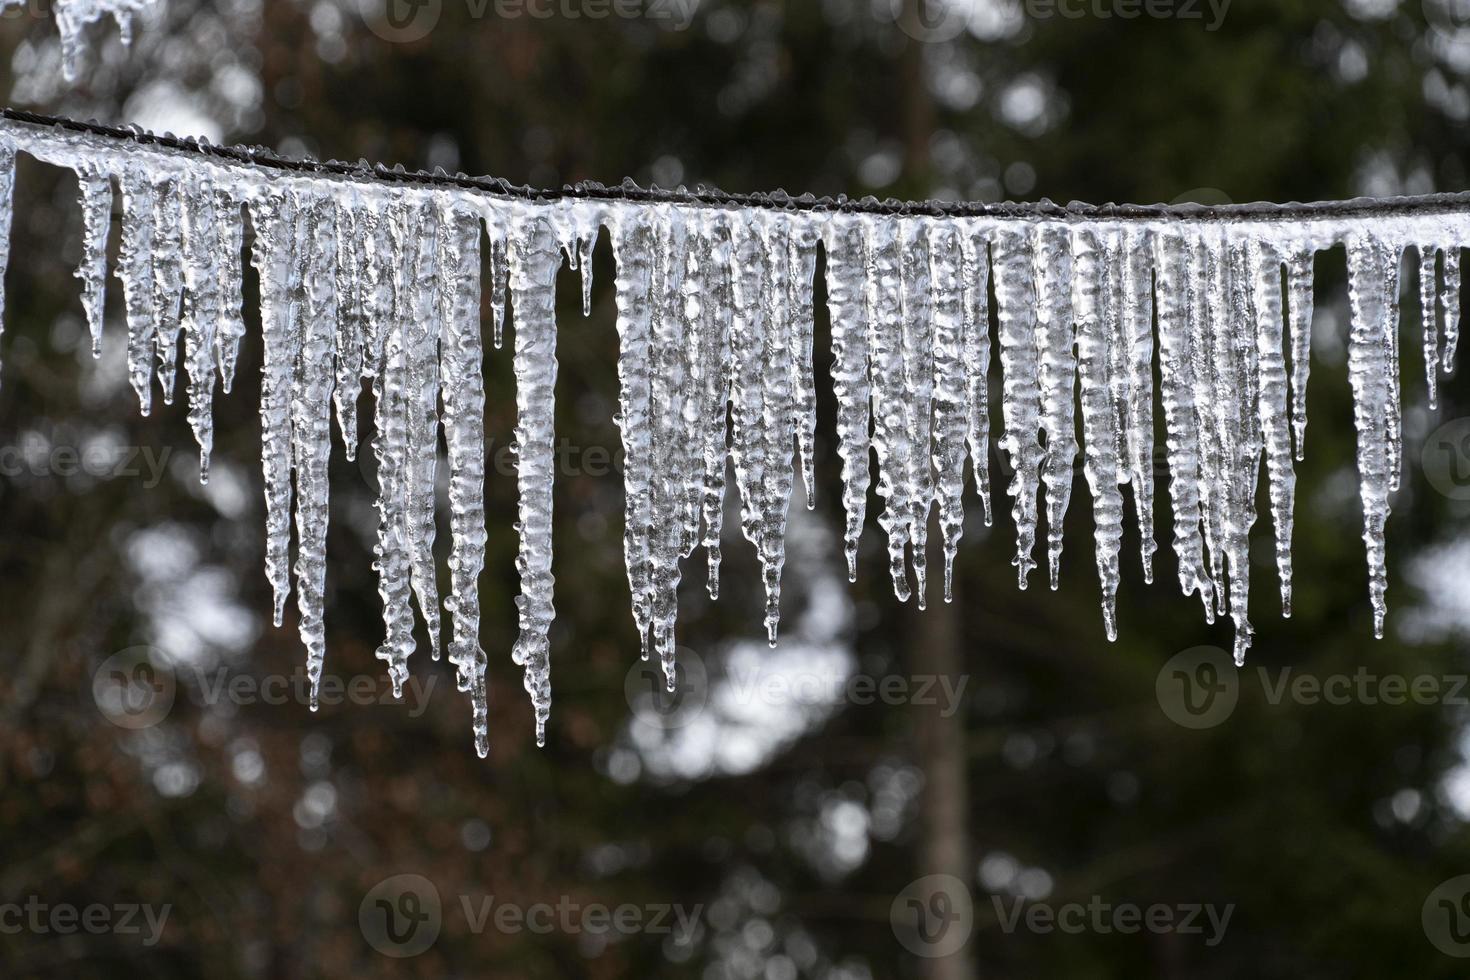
[2,116,1466,751]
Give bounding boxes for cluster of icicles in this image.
[0,119,1465,755]
[0,0,161,83]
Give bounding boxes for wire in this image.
[6,105,1470,222]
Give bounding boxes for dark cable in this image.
[6,106,1470,221]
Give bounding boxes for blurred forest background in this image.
[4,0,1470,976]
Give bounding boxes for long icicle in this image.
[506,205,560,746]
[440,195,490,758]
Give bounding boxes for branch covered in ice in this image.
[1,112,1468,753]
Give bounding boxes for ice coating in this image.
[2,116,1469,751]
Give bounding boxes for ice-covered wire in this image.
[5,106,1470,221]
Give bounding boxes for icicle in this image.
[754,213,797,640]
[0,141,10,385]
[899,219,935,608]
[992,225,1042,590]
[1442,248,1461,372]
[248,188,301,628]
[506,206,560,746]
[695,210,732,599]
[1346,231,1397,640]
[179,171,221,480]
[489,231,510,350]
[214,188,246,394]
[1152,230,1213,619]
[333,197,365,458]
[1385,244,1404,495]
[150,174,185,405]
[1284,247,1314,460]
[1072,227,1123,639]
[647,204,693,686]
[398,199,444,659]
[790,219,820,511]
[1032,223,1076,591]
[369,199,416,700]
[74,169,112,358]
[291,189,339,709]
[438,195,490,758]
[1186,233,1227,620]
[959,221,993,525]
[1218,231,1258,665]
[8,109,1470,750]
[1250,237,1295,617]
[359,199,392,376]
[575,209,600,317]
[823,213,871,583]
[863,214,913,603]
[117,172,156,414]
[610,208,656,658]
[928,220,967,602]
[1120,228,1156,582]
[1420,243,1440,410]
